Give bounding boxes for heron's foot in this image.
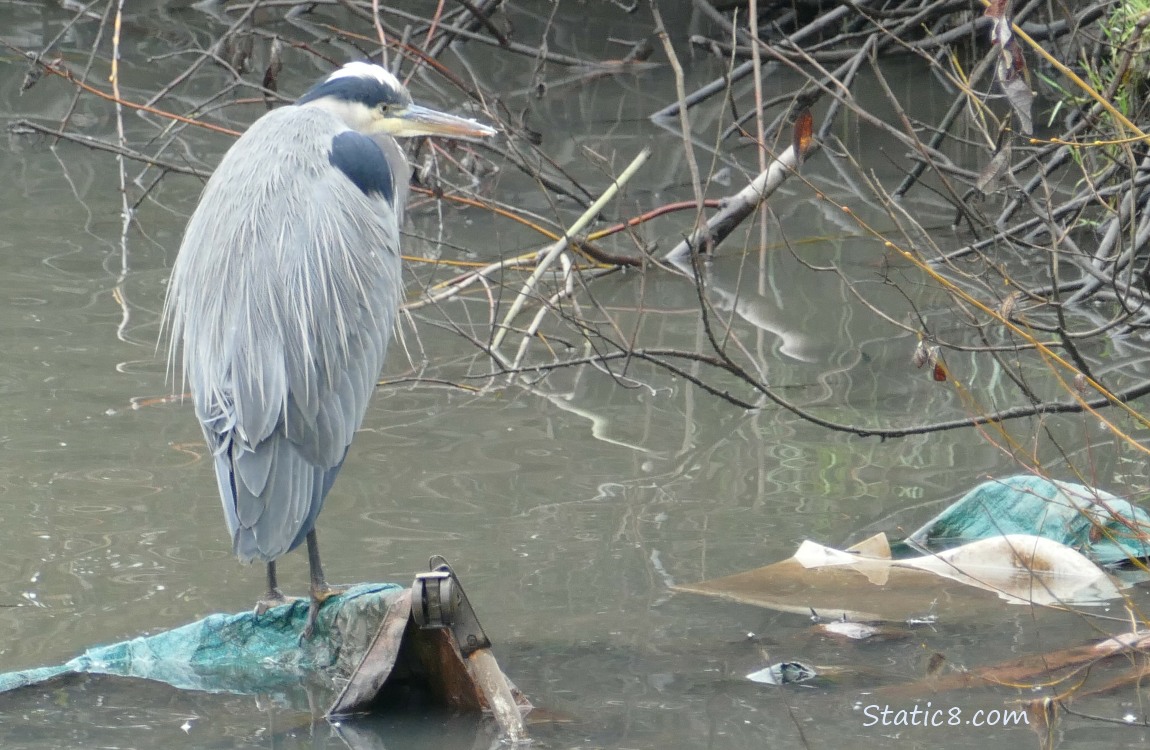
[299,583,351,641]
[254,588,302,616]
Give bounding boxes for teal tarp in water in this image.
[0,583,404,695]
[901,475,1150,565]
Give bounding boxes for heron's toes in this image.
[254,588,300,616]
[300,597,321,643]
[297,584,350,643]
[310,582,350,604]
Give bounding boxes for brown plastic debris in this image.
[329,589,416,715]
[674,532,1123,623]
[329,567,530,743]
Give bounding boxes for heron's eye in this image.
[378,103,391,116]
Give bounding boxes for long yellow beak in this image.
[384,104,498,141]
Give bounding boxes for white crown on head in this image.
[326,62,404,92]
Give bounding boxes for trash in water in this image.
[746,660,819,685]
[0,559,530,740]
[675,475,1148,623]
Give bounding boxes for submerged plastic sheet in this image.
[674,475,1150,622]
[900,475,1150,565]
[675,532,1124,623]
[0,583,403,696]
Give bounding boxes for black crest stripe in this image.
[296,74,406,108]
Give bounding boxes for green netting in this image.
[0,582,404,695]
[899,475,1150,565]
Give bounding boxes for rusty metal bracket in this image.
[411,555,492,656]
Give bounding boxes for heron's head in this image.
[296,62,497,140]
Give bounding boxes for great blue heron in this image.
[162,62,496,635]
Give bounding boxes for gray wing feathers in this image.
[164,106,405,562]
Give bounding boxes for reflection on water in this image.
[2,3,1148,750]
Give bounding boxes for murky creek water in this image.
[1,3,1149,749]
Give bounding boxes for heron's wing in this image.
[164,107,406,561]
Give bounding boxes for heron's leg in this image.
[301,530,348,639]
[266,561,284,598]
[254,561,290,615]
